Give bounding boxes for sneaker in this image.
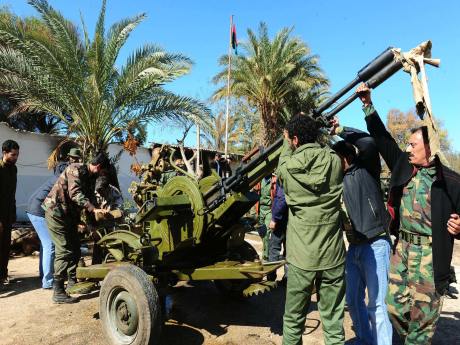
[1,276,11,285]
[0,278,12,291]
[446,285,459,299]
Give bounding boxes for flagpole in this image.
[196,121,200,175]
[224,15,233,159]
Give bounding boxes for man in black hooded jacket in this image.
[331,125,392,345]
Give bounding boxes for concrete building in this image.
[0,122,150,222]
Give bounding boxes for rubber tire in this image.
[100,265,161,345]
[214,241,260,298]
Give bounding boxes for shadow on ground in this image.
[0,275,41,298]
[161,324,205,345]
[433,311,460,344]
[346,311,460,345]
[160,280,319,344]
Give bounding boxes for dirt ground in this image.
[1,233,460,345]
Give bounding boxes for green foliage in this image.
[0,5,65,133]
[201,109,239,152]
[213,22,328,145]
[445,151,460,173]
[385,108,460,173]
[0,0,210,157]
[201,99,257,153]
[386,108,451,152]
[0,96,63,133]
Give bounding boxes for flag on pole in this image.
[225,16,235,159]
[231,23,238,54]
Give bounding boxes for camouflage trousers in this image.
[386,238,444,345]
[45,212,81,281]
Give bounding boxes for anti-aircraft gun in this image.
[74,41,435,345]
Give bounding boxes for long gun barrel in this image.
[314,47,396,115]
[205,42,427,201]
[323,58,403,119]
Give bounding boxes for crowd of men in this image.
[274,84,460,345]
[0,144,123,304]
[0,84,459,344]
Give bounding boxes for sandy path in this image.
[1,234,459,345]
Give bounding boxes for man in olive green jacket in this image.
[277,114,345,345]
[0,140,19,290]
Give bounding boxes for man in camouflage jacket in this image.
[94,175,123,211]
[357,84,460,344]
[43,152,110,303]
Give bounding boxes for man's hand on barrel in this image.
[356,83,372,106]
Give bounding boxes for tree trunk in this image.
[260,106,282,147]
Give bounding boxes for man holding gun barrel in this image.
[357,83,460,344]
[278,114,346,345]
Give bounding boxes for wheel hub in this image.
[109,289,139,340]
[117,302,130,323]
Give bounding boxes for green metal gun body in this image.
[78,44,410,284]
[132,45,404,269]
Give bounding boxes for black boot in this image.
[53,278,77,304]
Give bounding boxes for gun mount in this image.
[74,41,434,345]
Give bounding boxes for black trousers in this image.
[268,226,286,262]
[0,222,12,279]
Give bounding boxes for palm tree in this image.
[0,0,209,158]
[201,110,241,152]
[0,97,64,133]
[213,22,328,146]
[0,6,66,134]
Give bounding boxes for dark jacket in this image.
[271,182,288,231]
[339,127,389,240]
[210,159,232,178]
[365,107,460,294]
[27,162,68,218]
[0,160,17,224]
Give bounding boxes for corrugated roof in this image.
[0,122,244,158]
[148,141,244,158]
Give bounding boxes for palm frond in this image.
[0,0,211,155]
[212,21,329,145]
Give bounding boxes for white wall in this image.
[0,123,151,222]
